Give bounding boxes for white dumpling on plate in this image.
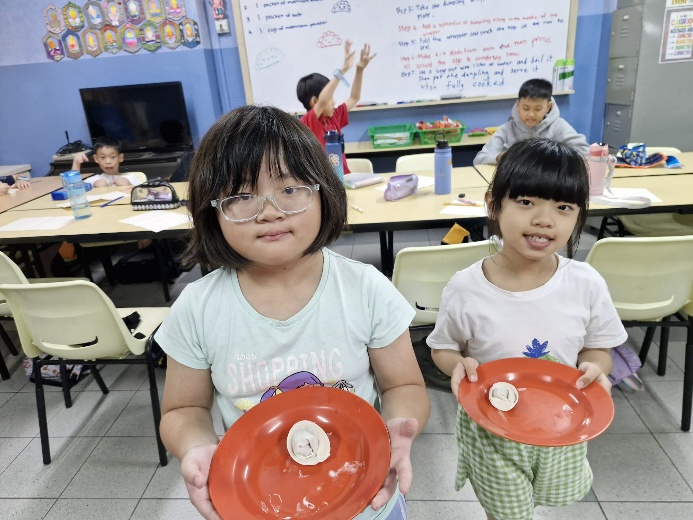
[286,420,331,466]
[489,382,519,412]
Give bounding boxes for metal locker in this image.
[609,5,643,58]
[603,104,632,150]
[605,57,638,105]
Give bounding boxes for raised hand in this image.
[342,39,355,71]
[356,43,377,69]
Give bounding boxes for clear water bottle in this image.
[434,132,452,195]
[324,130,344,182]
[60,170,92,219]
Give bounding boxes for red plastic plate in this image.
[458,357,614,446]
[208,386,390,519]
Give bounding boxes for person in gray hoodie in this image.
[473,78,589,165]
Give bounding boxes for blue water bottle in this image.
[434,132,452,195]
[60,170,92,219]
[324,130,345,182]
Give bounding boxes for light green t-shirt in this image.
[156,249,415,519]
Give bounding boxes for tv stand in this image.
[48,149,191,180]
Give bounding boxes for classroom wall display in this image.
[659,0,693,63]
[38,0,197,61]
[232,0,577,114]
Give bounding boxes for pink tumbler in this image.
[588,142,610,196]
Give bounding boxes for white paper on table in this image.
[440,205,488,217]
[374,175,435,191]
[605,188,662,202]
[119,211,191,232]
[56,191,127,208]
[0,216,74,231]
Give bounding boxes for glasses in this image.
[211,184,320,222]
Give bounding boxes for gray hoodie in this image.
[473,97,589,165]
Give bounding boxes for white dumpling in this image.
[286,420,331,466]
[489,382,519,412]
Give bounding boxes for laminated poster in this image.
[42,33,65,61]
[125,0,147,25]
[43,4,64,34]
[165,0,186,21]
[101,24,122,54]
[62,30,85,59]
[84,1,106,30]
[160,19,181,49]
[141,21,162,51]
[180,18,200,48]
[83,29,103,57]
[63,2,85,32]
[38,0,196,60]
[121,23,143,53]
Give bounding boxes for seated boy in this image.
[0,174,30,195]
[473,78,589,165]
[72,136,150,248]
[71,136,143,188]
[297,40,375,174]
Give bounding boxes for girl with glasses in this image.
[155,105,429,520]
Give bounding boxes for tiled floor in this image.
[1,227,692,519]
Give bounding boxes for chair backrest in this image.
[0,252,30,286]
[0,252,30,316]
[646,147,682,156]
[585,236,693,321]
[346,158,374,173]
[127,171,148,185]
[392,240,494,326]
[395,153,435,173]
[0,280,148,359]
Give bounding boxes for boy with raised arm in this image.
[473,78,589,166]
[71,136,143,188]
[297,40,376,174]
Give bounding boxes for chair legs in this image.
[0,353,10,380]
[0,323,18,380]
[146,336,169,466]
[33,354,168,466]
[682,320,693,431]
[631,315,693,431]
[597,216,626,240]
[0,322,19,356]
[33,358,52,465]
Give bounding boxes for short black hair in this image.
[93,136,122,154]
[296,73,330,111]
[518,78,552,101]
[185,105,347,270]
[486,138,589,258]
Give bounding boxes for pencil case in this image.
[384,174,418,201]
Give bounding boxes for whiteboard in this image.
[232,0,575,114]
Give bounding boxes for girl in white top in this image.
[156,105,429,520]
[428,138,627,520]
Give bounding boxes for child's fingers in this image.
[451,358,478,398]
[576,362,611,393]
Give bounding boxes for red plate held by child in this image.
[458,357,614,446]
[208,386,391,519]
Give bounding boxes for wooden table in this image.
[473,151,693,181]
[3,171,693,280]
[347,167,489,274]
[0,176,70,213]
[12,182,189,212]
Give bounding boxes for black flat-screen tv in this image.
[80,81,193,154]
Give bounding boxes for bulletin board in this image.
[232,0,578,114]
